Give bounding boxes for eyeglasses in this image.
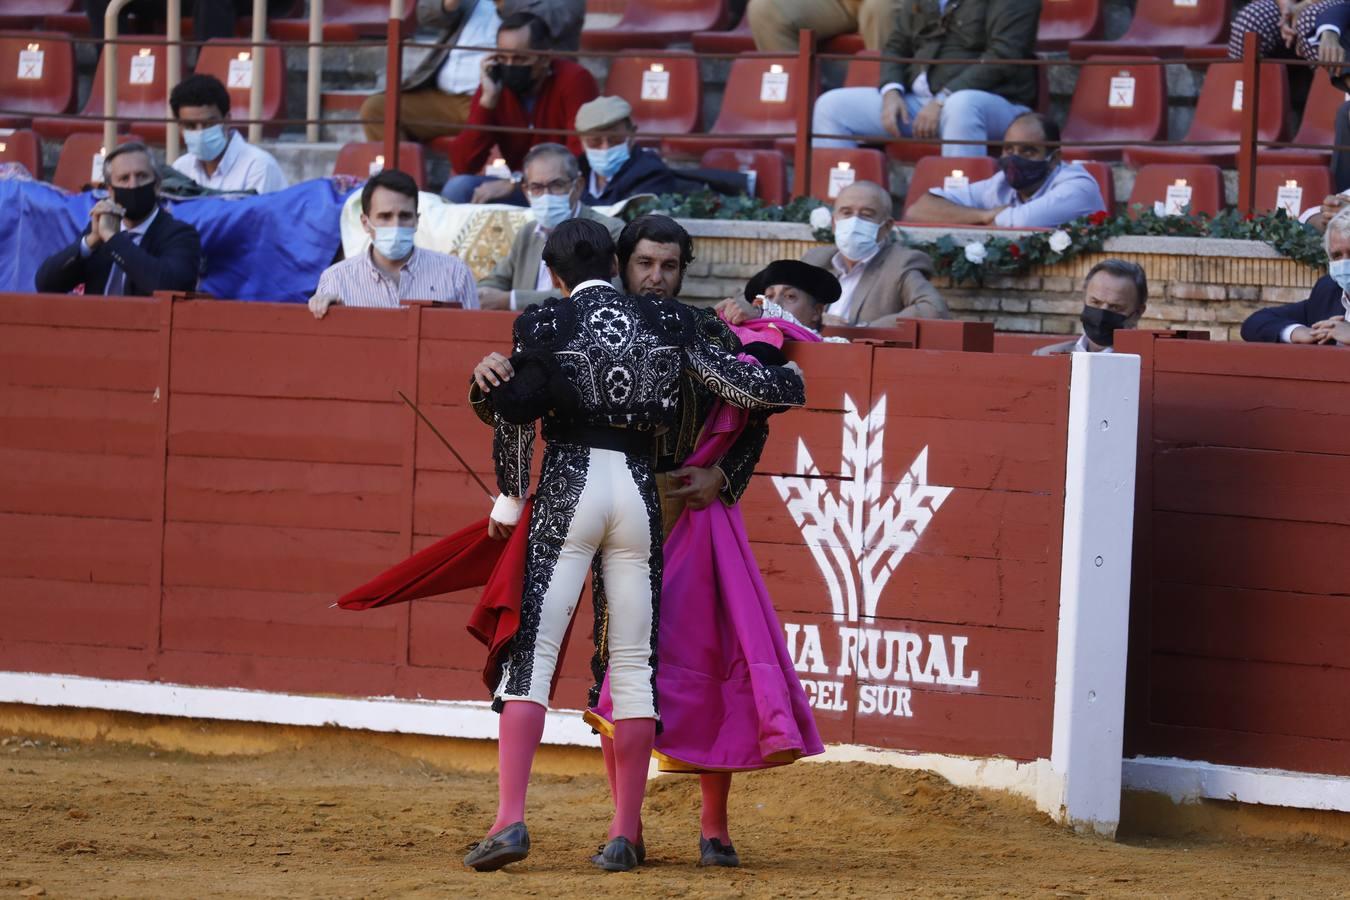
[522,177,575,197]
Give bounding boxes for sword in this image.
[396,390,495,502]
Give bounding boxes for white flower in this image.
[963,241,987,264]
[809,206,833,230]
[1048,229,1072,253]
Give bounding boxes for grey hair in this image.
[1084,258,1148,311]
[523,142,580,180]
[1325,206,1350,254]
[102,141,158,184]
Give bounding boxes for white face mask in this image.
[184,123,228,161]
[833,215,881,261]
[529,192,574,230]
[1331,257,1350,294]
[371,225,416,261]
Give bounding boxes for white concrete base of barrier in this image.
[1123,756,1350,814]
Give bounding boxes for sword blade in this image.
[396,390,495,501]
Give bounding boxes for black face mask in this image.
[1080,306,1130,348]
[999,153,1052,192]
[112,181,159,221]
[497,64,537,96]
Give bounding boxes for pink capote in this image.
[586,316,826,772]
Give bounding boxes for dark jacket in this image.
[580,146,701,205]
[402,0,475,93]
[881,0,1042,108]
[34,207,201,297]
[1241,275,1347,343]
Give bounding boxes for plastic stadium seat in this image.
[1074,160,1116,213]
[691,16,752,54]
[33,38,169,141]
[191,40,286,137]
[844,50,880,88]
[1257,71,1346,166]
[809,147,887,202]
[0,0,76,29]
[0,128,41,178]
[1036,0,1104,51]
[333,141,426,187]
[582,0,732,51]
[901,155,998,217]
[270,0,416,41]
[663,55,803,156]
[603,53,702,145]
[51,132,147,193]
[1181,44,1230,63]
[700,148,787,205]
[1253,165,1333,218]
[1069,0,1229,58]
[1123,61,1288,168]
[1061,56,1167,162]
[0,32,76,128]
[820,33,865,54]
[1125,164,1224,218]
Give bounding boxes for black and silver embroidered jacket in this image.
[485,283,805,498]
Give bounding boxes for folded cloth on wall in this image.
[4,178,355,302]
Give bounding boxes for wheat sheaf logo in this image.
[772,394,953,623]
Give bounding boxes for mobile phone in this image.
[487,62,502,84]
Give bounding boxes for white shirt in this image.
[1072,333,1114,354]
[435,0,501,96]
[823,246,881,322]
[1279,291,1350,342]
[172,131,288,194]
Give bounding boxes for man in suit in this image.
[34,142,201,297]
[1034,259,1148,355]
[476,143,622,310]
[800,180,949,325]
[1242,207,1350,345]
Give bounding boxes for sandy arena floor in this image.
[2,733,1349,899]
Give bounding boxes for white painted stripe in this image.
[1124,756,1350,813]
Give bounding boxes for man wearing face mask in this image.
[35,142,201,297]
[1034,259,1148,355]
[169,74,288,195]
[476,143,623,310]
[905,114,1104,228]
[575,97,695,206]
[1241,206,1350,346]
[308,170,478,318]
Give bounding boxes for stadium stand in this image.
[51,132,146,193]
[1060,57,1167,162]
[33,38,167,141]
[0,0,76,29]
[0,128,41,178]
[1253,165,1333,217]
[1123,61,1288,168]
[0,32,76,129]
[334,140,426,187]
[902,155,998,216]
[191,40,286,137]
[810,147,887,202]
[1125,163,1224,218]
[581,0,733,51]
[1069,0,1229,58]
[1076,160,1117,213]
[1035,0,1105,51]
[1256,71,1344,167]
[700,148,787,205]
[602,53,702,147]
[270,0,415,41]
[663,54,802,156]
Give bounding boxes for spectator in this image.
[903,113,1104,228]
[84,0,291,41]
[803,180,949,325]
[747,0,892,53]
[361,0,502,144]
[507,0,586,50]
[170,74,288,195]
[35,142,201,297]
[1300,190,1350,230]
[476,143,622,310]
[1034,259,1148,355]
[811,0,1040,157]
[1241,206,1350,345]
[577,97,699,205]
[1227,0,1338,61]
[442,12,599,205]
[308,170,478,318]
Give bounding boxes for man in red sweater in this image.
[442,11,598,205]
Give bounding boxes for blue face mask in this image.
[833,215,881,261]
[1331,258,1350,294]
[184,123,229,162]
[371,225,416,261]
[529,192,574,230]
[585,142,630,180]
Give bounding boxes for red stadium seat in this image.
[1061,56,1167,162]
[1074,160,1116,213]
[334,141,427,187]
[0,128,41,178]
[51,132,147,193]
[844,50,880,89]
[691,16,752,54]
[0,0,76,29]
[901,155,998,218]
[193,40,286,137]
[1181,43,1230,63]
[819,33,865,54]
[1125,164,1224,218]
[582,0,732,51]
[1257,70,1346,167]
[1253,165,1333,218]
[1036,0,1104,51]
[809,147,887,202]
[1069,0,1229,58]
[33,38,169,141]
[603,53,702,145]
[270,0,415,41]
[700,148,787,205]
[663,55,803,156]
[1123,61,1288,168]
[0,32,76,128]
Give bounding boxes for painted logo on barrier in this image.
[772,394,979,720]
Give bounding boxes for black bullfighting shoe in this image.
[593,838,646,866]
[698,836,740,868]
[591,835,641,872]
[463,821,530,871]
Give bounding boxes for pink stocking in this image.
[609,717,656,842]
[600,733,618,809]
[699,772,732,842]
[490,700,547,835]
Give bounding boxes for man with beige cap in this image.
[576,96,697,205]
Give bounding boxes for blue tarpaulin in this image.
[0,178,357,302]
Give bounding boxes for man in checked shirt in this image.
[309,169,479,317]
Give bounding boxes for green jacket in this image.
[880,0,1041,108]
